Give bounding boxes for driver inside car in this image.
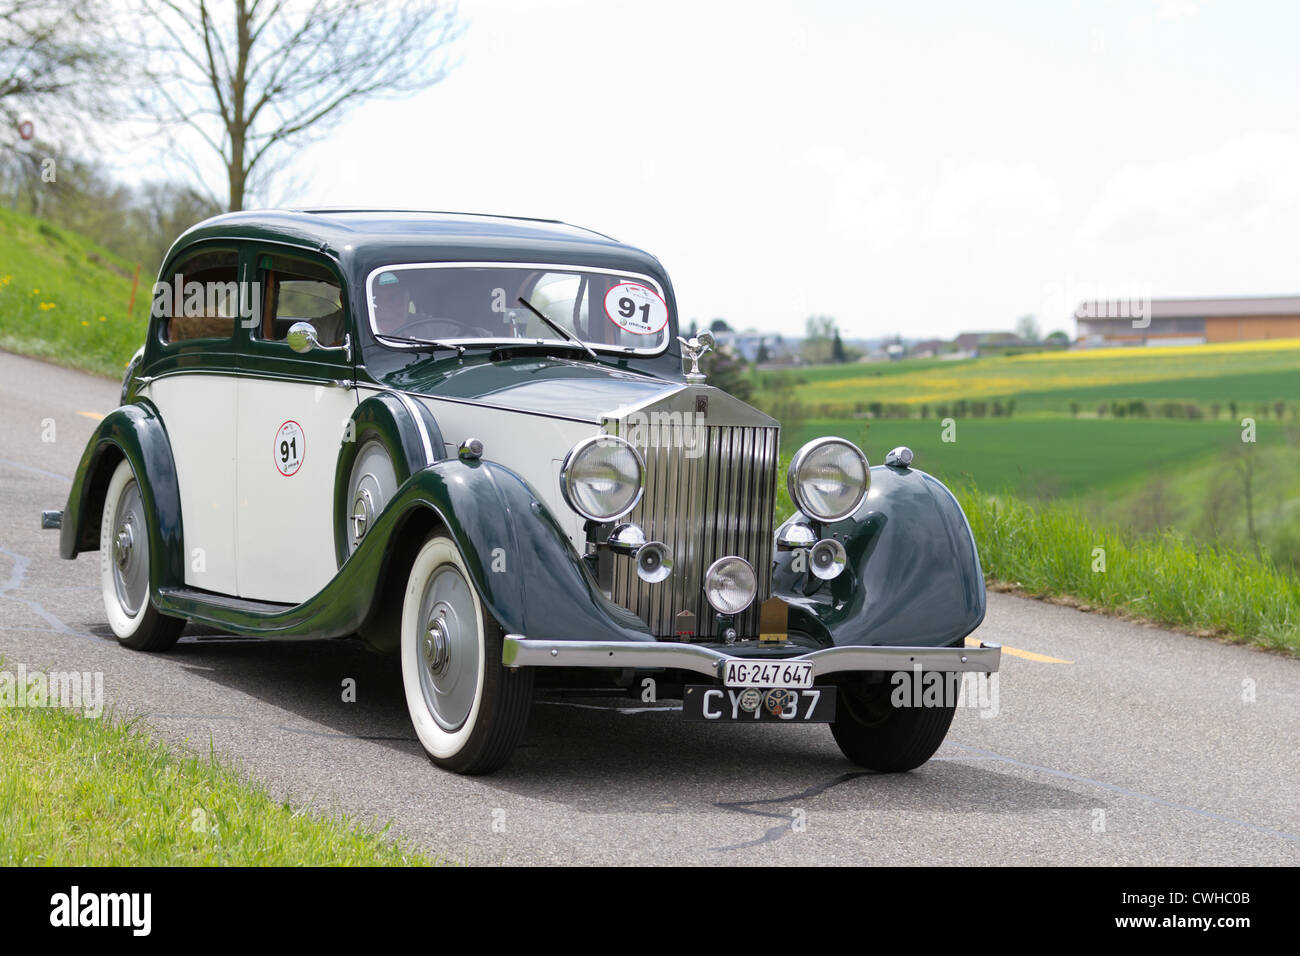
[372,271,415,335]
[372,269,499,339]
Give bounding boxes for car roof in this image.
[169,208,656,265]
[166,209,672,289]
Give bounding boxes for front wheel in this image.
[99,458,184,651]
[400,534,533,774]
[829,674,957,772]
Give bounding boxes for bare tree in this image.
[132,0,461,210]
[1234,445,1263,560]
[0,1,119,135]
[1199,469,1237,545]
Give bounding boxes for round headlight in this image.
[560,435,644,521]
[704,556,757,615]
[787,438,869,521]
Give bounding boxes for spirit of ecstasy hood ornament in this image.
[677,331,714,384]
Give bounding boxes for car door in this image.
[234,250,357,604]
[143,244,243,596]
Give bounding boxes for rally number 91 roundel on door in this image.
[46,209,999,775]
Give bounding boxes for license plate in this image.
[682,685,837,722]
[722,659,814,689]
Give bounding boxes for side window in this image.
[158,249,240,343]
[254,255,346,347]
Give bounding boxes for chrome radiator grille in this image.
[611,418,780,639]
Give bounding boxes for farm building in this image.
[1075,295,1300,346]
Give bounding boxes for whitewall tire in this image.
[400,534,533,774]
[99,458,184,651]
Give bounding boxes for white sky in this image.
[130,0,1300,340]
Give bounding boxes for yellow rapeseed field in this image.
[780,339,1300,408]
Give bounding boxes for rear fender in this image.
[59,402,186,593]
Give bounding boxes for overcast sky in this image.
[142,0,1300,340]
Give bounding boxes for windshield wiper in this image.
[516,296,599,360]
[375,333,466,356]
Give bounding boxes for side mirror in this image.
[286,321,320,354]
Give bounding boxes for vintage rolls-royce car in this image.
[45,209,999,774]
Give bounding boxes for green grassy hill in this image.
[0,206,150,377]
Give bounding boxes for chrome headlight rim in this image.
[703,555,758,616]
[560,434,645,522]
[787,437,870,522]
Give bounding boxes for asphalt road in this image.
[1,349,1296,865]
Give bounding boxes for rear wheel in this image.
[399,534,533,774]
[829,674,957,772]
[345,439,399,557]
[99,458,184,651]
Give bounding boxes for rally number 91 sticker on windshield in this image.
[604,282,669,335]
[275,420,305,477]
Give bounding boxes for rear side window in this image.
[156,249,241,343]
[254,255,346,347]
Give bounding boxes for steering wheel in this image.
[398,315,495,339]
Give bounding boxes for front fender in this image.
[388,458,654,645]
[773,464,986,648]
[59,401,186,593]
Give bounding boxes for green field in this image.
[787,417,1292,500]
[767,345,1300,572]
[757,340,1300,417]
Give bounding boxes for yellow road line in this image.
[966,636,1073,664]
[76,411,104,421]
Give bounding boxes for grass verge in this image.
[0,699,439,865]
[956,487,1300,654]
[0,206,146,378]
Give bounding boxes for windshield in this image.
[365,263,672,353]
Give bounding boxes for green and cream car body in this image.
[47,210,999,774]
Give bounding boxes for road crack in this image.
[709,771,873,852]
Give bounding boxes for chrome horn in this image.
[600,523,673,583]
[808,538,848,580]
[635,541,673,583]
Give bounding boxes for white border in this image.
[363,260,672,357]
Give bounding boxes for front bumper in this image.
[502,636,1001,680]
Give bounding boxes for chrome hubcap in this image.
[347,442,397,554]
[424,617,450,674]
[351,488,374,542]
[110,480,148,617]
[114,524,134,570]
[415,565,480,731]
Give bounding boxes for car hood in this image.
[380,355,683,423]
